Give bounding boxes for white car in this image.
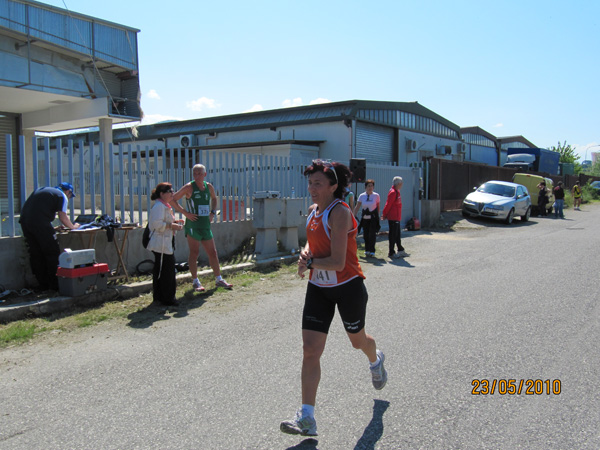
[462,181,531,224]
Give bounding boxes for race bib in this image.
[197,205,210,216]
[311,269,338,286]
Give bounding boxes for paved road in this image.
[1,207,599,450]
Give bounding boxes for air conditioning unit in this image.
[179,135,195,147]
[436,145,452,155]
[457,143,466,153]
[405,139,417,152]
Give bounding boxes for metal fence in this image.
[2,134,422,237]
[2,135,314,237]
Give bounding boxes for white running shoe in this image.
[192,279,205,292]
[215,279,233,289]
[394,250,410,258]
[280,409,318,436]
[370,350,388,390]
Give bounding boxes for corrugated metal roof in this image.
[113,100,461,141]
[461,126,498,144]
[497,135,536,148]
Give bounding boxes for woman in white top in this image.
[147,182,184,306]
[353,179,380,257]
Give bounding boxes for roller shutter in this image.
[355,122,394,164]
[0,114,19,205]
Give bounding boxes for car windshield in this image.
[478,182,515,198]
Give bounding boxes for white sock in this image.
[216,275,223,282]
[369,354,381,368]
[301,404,315,418]
[193,278,200,284]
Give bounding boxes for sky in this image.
[42,0,600,161]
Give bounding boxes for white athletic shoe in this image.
[280,409,318,436]
[192,279,205,292]
[370,350,388,390]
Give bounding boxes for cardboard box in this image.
[57,264,110,297]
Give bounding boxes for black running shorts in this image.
[302,277,368,334]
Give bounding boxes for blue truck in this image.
[503,148,560,175]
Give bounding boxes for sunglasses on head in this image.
[313,159,339,185]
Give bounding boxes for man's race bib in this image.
[197,205,210,216]
[310,269,338,286]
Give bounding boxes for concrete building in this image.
[0,0,142,203]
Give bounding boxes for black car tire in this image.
[521,206,531,222]
[505,208,515,225]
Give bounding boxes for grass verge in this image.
[0,261,297,349]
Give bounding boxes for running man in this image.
[171,164,233,291]
[280,160,387,437]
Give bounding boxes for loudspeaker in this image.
[350,158,366,183]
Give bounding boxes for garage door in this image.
[355,122,394,164]
[0,113,19,204]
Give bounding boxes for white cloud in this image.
[282,97,303,108]
[186,97,220,111]
[146,89,161,100]
[244,104,264,113]
[493,123,503,128]
[309,98,331,105]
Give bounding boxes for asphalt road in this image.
[1,207,599,450]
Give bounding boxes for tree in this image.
[548,140,581,173]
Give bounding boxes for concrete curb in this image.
[0,253,298,324]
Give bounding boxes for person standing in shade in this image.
[280,160,387,437]
[536,181,548,217]
[171,164,233,292]
[382,176,409,258]
[572,181,582,210]
[354,180,380,257]
[553,181,565,219]
[147,182,184,306]
[19,182,80,291]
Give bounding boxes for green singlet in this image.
[184,181,213,241]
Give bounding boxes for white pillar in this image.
[99,118,112,213]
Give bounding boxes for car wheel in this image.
[521,206,531,222]
[462,209,469,217]
[505,208,515,224]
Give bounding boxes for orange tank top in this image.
[306,199,365,287]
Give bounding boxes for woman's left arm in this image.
[310,205,350,272]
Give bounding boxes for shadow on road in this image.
[285,438,319,449]
[126,290,210,328]
[354,399,390,450]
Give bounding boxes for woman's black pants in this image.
[152,251,176,304]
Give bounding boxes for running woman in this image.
[280,160,387,437]
[171,164,233,292]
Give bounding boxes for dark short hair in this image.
[303,160,351,199]
[365,179,375,187]
[151,182,173,200]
